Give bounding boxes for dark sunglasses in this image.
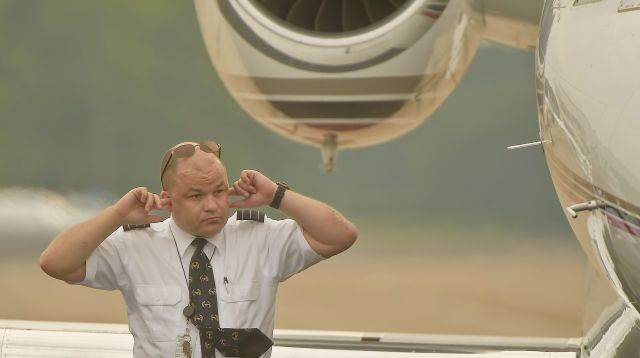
[160,141,222,185]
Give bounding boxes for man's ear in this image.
[160,190,173,212]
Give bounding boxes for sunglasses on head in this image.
[160,141,222,185]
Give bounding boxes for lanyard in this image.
[168,224,215,318]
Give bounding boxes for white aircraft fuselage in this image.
[537,0,640,354]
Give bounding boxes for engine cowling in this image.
[194,0,484,171]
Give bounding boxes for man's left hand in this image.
[228,170,277,208]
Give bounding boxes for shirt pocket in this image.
[219,280,259,302]
[218,281,260,327]
[134,284,182,342]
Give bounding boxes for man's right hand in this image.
[112,187,169,225]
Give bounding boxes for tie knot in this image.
[192,237,207,251]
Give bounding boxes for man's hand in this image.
[112,187,168,225]
[228,170,277,209]
[228,169,357,258]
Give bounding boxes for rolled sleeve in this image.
[264,217,325,282]
[294,224,325,270]
[79,231,125,291]
[81,249,99,286]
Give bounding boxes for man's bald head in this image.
[160,141,223,190]
[159,141,230,237]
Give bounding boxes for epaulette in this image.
[236,210,265,222]
[122,223,151,231]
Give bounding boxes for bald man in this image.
[40,141,357,358]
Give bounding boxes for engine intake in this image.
[251,0,411,34]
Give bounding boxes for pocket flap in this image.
[135,285,181,306]
[220,281,259,302]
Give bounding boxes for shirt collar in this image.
[168,217,223,258]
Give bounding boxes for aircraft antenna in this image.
[321,133,338,174]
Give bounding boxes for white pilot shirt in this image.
[80,212,325,357]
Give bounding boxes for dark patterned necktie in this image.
[188,238,273,358]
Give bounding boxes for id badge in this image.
[175,328,192,358]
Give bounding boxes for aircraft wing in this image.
[0,320,580,357]
[481,0,544,51]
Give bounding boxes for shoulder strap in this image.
[236,210,265,223]
[122,223,151,231]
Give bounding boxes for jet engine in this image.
[194,0,484,171]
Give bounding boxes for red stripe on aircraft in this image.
[604,210,640,238]
[421,11,441,19]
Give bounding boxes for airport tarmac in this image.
[0,236,584,338]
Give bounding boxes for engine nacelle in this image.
[194,0,484,171]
